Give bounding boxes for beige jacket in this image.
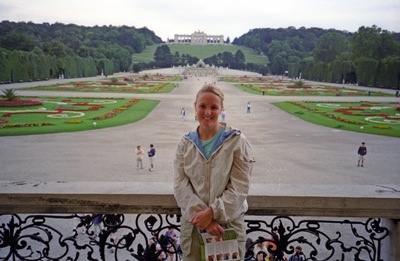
[136,148,145,160]
[173,124,254,251]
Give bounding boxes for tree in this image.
[234,49,246,69]
[222,51,234,67]
[0,21,163,81]
[270,52,287,75]
[173,51,181,66]
[154,45,173,67]
[350,25,381,61]
[154,45,171,62]
[43,40,70,57]
[314,32,348,62]
[376,31,399,59]
[0,31,36,51]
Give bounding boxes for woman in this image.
[136,145,145,169]
[174,84,255,261]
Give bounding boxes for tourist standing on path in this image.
[136,145,145,169]
[174,84,255,261]
[221,109,226,121]
[180,108,186,121]
[247,101,251,113]
[357,142,367,167]
[148,144,156,172]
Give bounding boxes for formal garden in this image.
[0,93,159,136]
[20,75,182,93]
[0,75,182,136]
[273,101,400,137]
[225,77,395,96]
[1,74,399,137]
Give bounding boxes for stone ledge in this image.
[1,181,399,218]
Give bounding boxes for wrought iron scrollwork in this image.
[244,216,389,261]
[0,213,182,261]
[0,214,388,261]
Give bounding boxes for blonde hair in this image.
[195,84,224,106]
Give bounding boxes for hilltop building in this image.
[173,31,224,45]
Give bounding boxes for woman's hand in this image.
[190,207,213,230]
[205,221,225,240]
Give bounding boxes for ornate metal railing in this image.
[245,216,389,261]
[0,213,389,261]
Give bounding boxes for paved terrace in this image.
[0,68,399,205]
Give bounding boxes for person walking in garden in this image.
[247,101,251,113]
[136,145,145,169]
[357,142,367,167]
[180,108,186,121]
[148,144,156,172]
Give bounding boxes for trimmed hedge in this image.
[0,48,116,82]
[298,57,399,89]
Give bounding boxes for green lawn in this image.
[0,97,159,136]
[132,44,269,64]
[273,101,400,137]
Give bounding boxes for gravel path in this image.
[0,69,399,188]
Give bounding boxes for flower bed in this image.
[290,101,365,125]
[152,83,168,92]
[0,99,43,107]
[66,119,84,124]
[374,125,391,129]
[92,99,140,120]
[0,97,156,135]
[100,81,128,85]
[322,112,365,125]
[1,122,53,128]
[287,85,312,88]
[0,118,9,124]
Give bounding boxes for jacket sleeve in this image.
[210,135,254,223]
[173,139,208,221]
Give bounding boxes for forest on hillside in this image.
[233,26,400,88]
[0,21,162,82]
[0,21,399,88]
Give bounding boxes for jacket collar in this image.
[185,123,238,157]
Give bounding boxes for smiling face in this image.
[195,91,223,132]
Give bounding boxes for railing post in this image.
[393,219,400,261]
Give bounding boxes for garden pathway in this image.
[0,70,399,192]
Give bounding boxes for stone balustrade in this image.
[1,181,399,260]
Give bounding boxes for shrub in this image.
[1,89,18,101]
[294,80,305,86]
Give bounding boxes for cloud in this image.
[1,0,399,41]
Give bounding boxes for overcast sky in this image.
[1,0,399,41]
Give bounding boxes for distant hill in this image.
[132,44,269,65]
